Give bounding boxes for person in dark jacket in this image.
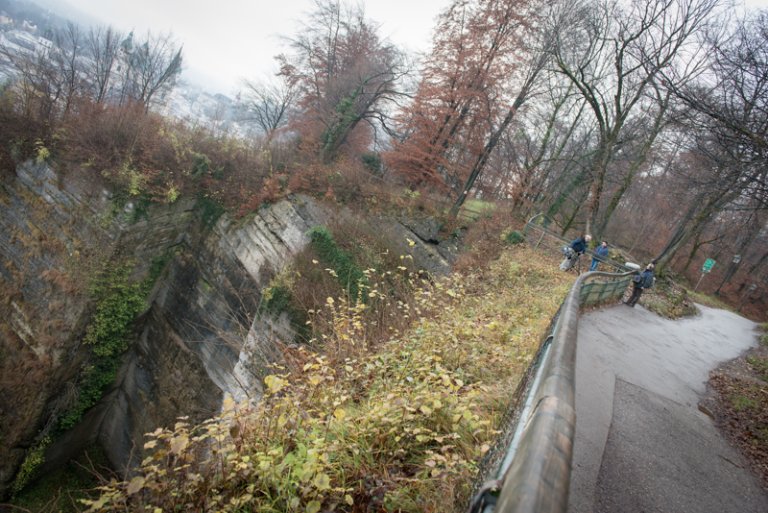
[590,240,609,271]
[625,263,655,307]
[570,234,592,255]
[560,234,592,271]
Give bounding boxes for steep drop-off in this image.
[0,161,452,498]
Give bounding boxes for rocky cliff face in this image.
[0,161,452,497]
[0,162,332,494]
[82,194,336,477]
[1,161,122,495]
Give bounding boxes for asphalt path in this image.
[567,302,768,513]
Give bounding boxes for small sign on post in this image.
[696,258,716,291]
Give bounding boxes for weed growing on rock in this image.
[11,436,50,496]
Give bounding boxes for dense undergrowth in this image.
[78,245,572,512]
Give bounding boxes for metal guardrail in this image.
[469,214,635,513]
[523,213,634,274]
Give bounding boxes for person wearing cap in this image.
[625,263,655,307]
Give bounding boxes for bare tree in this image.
[120,31,183,111]
[51,22,84,117]
[239,76,297,143]
[85,25,123,104]
[655,11,768,267]
[0,31,65,126]
[277,0,409,162]
[506,77,589,216]
[553,0,720,238]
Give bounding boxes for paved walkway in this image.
[567,303,768,513]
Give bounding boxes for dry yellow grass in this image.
[84,246,573,513]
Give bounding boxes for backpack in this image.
[632,274,642,285]
[643,273,654,289]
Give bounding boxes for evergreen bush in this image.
[504,230,525,245]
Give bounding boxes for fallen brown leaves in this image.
[707,345,768,488]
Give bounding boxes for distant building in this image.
[121,31,134,55]
[21,20,37,33]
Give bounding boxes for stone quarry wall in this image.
[0,161,452,497]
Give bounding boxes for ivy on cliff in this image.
[10,436,50,496]
[309,226,366,300]
[58,260,160,431]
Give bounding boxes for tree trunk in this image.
[448,93,525,217]
[448,48,549,217]
[594,92,669,239]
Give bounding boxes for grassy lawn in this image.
[458,199,496,221]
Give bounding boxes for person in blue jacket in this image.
[625,263,655,307]
[590,240,609,271]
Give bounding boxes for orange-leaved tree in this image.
[385,0,547,209]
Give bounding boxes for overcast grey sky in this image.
[34,0,450,95]
[26,0,768,96]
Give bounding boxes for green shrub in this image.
[261,283,310,340]
[504,230,525,245]
[191,152,211,177]
[130,195,152,223]
[361,152,382,174]
[197,194,225,229]
[262,284,293,315]
[11,436,51,496]
[34,139,50,164]
[309,226,367,300]
[165,184,179,203]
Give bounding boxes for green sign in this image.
[702,258,716,273]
